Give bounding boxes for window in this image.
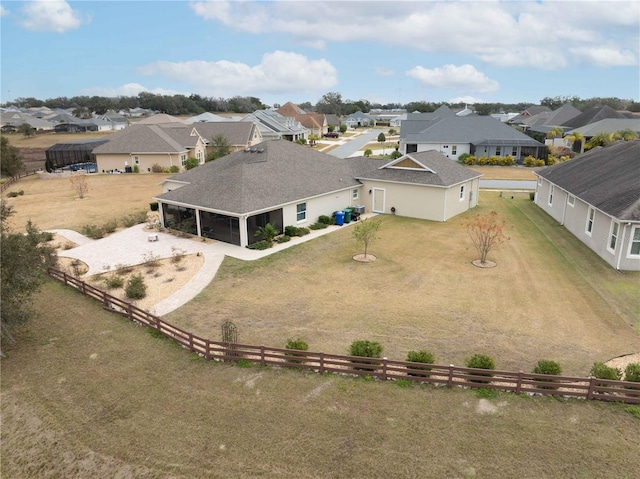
[586,207,595,235]
[629,227,640,256]
[296,202,307,222]
[180,154,187,165]
[548,185,554,206]
[567,195,575,207]
[352,188,359,200]
[537,177,543,186]
[133,156,140,165]
[512,147,517,156]
[608,221,619,253]
[451,145,457,155]
[459,185,465,201]
[496,146,501,156]
[406,144,417,153]
[196,151,202,160]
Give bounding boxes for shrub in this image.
[364,149,372,157]
[133,165,139,173]
[125,273,147,300]
[488,155,499,165]
[104,274,124,289]
[349,340,383,371]
[497,156,507,166]
[477,156,488,165]
[285,338,309,365]
[7,191,19,197]
[102,218,118,234]
[275,235,291,243]
[81,224,105,239]
[590,362,622,380]
[284,226,310,237]
[318,215,334,225]
[121,211,148,227]
[149,202,159,211]
[406,350,435,377]
[151,163,164,173]
[529,192,536,201]
[624,363,640,383]
[536,159,546,167]
[532,360,563,389]
[309,222,329,230]
[464,354,495,383]
[458,153,471,164]
[503,155,515,166]
[42,231,55,242]
[169,165,180,173]
[184,157,199,170]
[162,168,170,173]
[523,155,537,167]
[246,240,271,250]
[546,156,557,166]
[464,155,476,165]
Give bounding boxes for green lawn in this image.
[166,191,640,376]
[2,281,639,478]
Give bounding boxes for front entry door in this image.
[372,188,385,213]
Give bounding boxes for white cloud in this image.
[19,0,87,33]
[80,83,183,97]
[0,5,9,17]
[406,64,499,94]
[450,96,486,105]
[189,1,639,70]
[569,47,638,68]
[137,51,338,97]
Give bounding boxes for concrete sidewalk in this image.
[51,216,373,316]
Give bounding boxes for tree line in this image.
[3,92,638,117]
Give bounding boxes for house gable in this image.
[381,155,436,173]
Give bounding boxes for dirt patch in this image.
[353,253,377,263]
[471,259,497,268]
[605,352,640,379]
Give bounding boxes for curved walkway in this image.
[51,218,370,317]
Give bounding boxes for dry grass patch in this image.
[2,281,640,478]
[467,165,540,180]
[3,173,169,232]
[166,192,640,375]
[4,131,117,149]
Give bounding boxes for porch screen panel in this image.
[162,204,197,235]
[247,209,283,245]
[199,211,240,246]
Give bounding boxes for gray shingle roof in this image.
[536,140,640,221]
[560,105,633,129]
[155,140,360,215]
[352,150,482,187]
[92,124,195,154]
[565,118,640,137]
[189,121,258,147]
[402,116,543,146]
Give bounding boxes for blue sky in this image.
[1,0,638,107]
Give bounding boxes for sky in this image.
[1,0,638,108]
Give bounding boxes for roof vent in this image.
[244,147,251,152]
[257,148,264,153]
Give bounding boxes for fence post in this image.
[260,346,265,366]
[205,340,211,360]
[382,357,388,381]
[516,371,523,395]
[103,290,109,308]
[189,332,194,351]
[127,303,133,321]
[587,377,596,400]
[319,353,325,373]
[447,364,455,388]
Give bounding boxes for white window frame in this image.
[352,188,359,200]
[496,146,501,156]
[548,185,554,206]
[567,195,575,207]
[451,145,457,155]
[537,177,543,186]
[512,146,517,156]
[459,185,465,201]
[628,226,640,257]
[133,156,140,165]
[296,202,307,222]
[180,154,187,166]
[607,221,619,254]
[586,207,595,236]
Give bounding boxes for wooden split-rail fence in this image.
[47,268,640,404]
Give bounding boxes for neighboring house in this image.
[241,110,307,141]
[343,111,375,128]
[277,102,327,137]
[560,105,634,130]
[399,112,546,161]
[186,112,229,123]
[520,104,582,133]
[99,110,128,130]
[0,111,55,131]
[534,140,640,271]
[135,113,185,125]
[93,123,207,173]
[153,140,481,247]
[189,121,263,154]
[324,114,341,130]
[508,105,552,126]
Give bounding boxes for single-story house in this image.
[190,121,263,155]
[241,110,308,142]
[93,123,207,173]
[277,102,328,137]
[153,140,481,247]
[343,111,375,128]
[400,110,546,161]
[534,140,640,271]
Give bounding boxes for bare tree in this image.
[466,211,509,265]
[70,174,89,199]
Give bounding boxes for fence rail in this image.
[1,169,40,192]
[47,267,640,404]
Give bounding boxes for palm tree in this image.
[564,131,584,153]
[546,126,564,139]
[255,223,279,245]
[585,131,614,150]
[616,129,638,141]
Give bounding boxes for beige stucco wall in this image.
[358,179,477,222]
[96,153,186,173]
[279,187,361,227]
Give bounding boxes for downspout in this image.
[560,192,568,225]
[442,187,448,222]
[616,224,629,271]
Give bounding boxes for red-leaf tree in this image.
[466,211,509,265]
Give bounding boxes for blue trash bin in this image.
[335,211,345,226]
